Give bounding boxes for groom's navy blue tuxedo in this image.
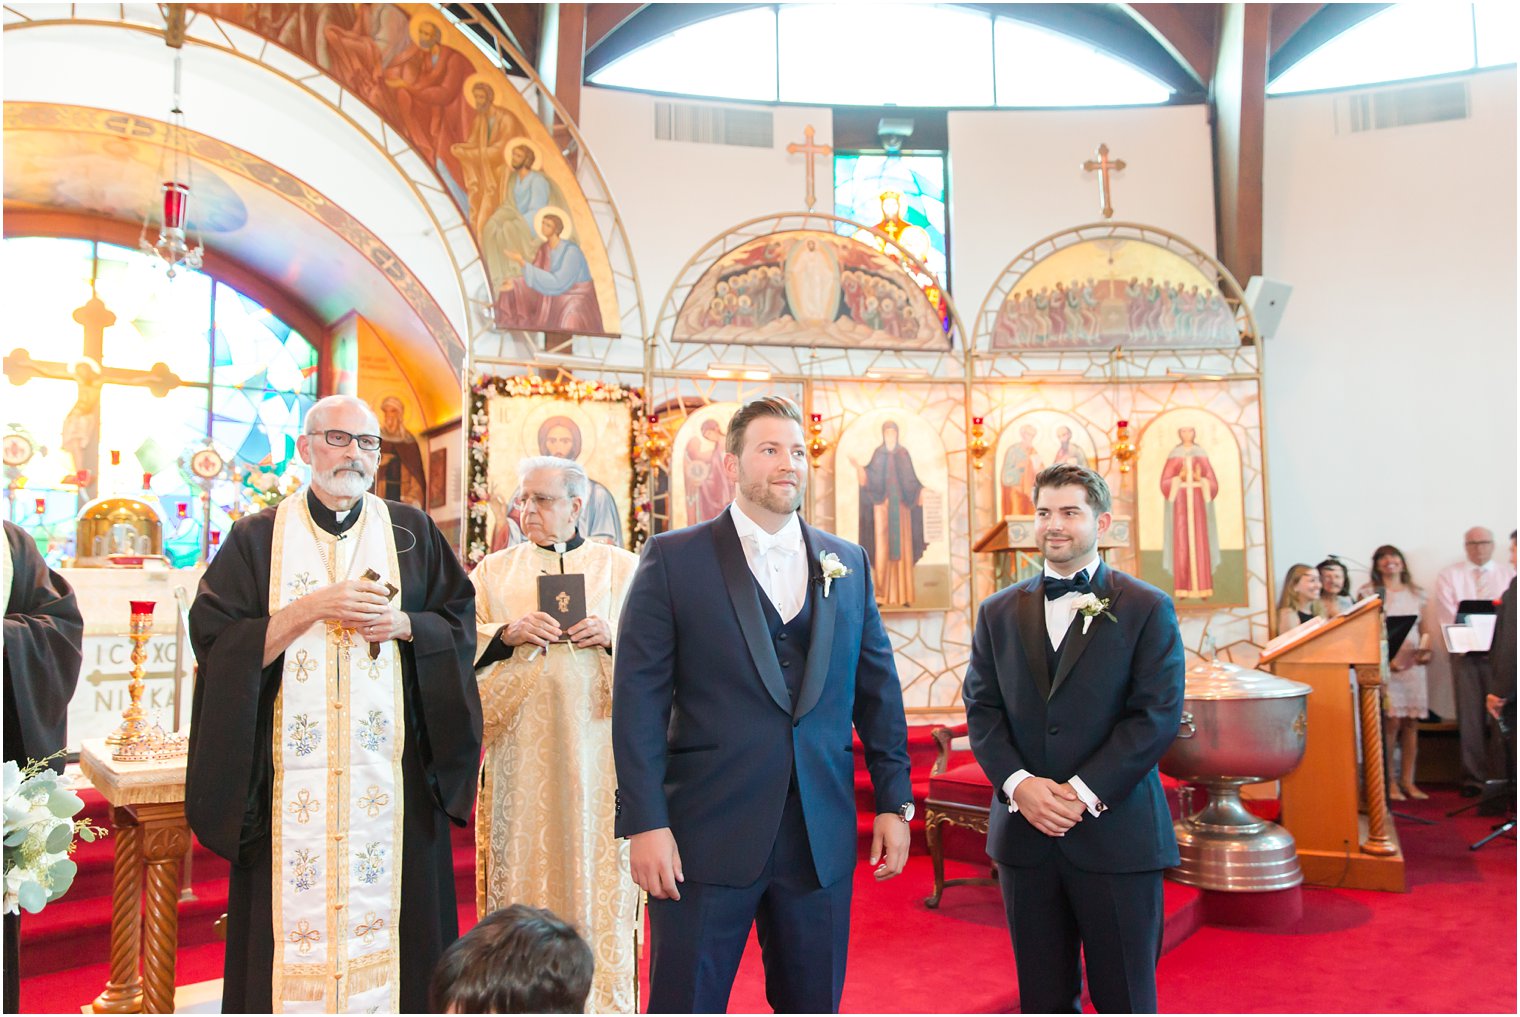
[613,510,912,1013]
[963,561,1184,1013]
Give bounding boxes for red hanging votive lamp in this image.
[1113,419,1136,474]
[142,471,153,491]
[806,413,830,465]
[138,40,205,280]
[110,450,121,466]
[34,497,46,516]
[969,416,989,470]
[176,502,188,519]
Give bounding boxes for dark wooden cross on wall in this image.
[1082,143,1127,220]
[3,294,182,501]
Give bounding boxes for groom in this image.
[613,395,913,1013]
[963,463,1184,1013]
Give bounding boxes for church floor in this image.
[17,787,1514,1013]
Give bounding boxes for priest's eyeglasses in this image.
[309,429,383,452]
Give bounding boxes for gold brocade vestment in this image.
[469,540,639,1014]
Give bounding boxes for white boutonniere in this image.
[1073,592,1117,634]
[819,551,851,598]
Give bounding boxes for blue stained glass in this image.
[833,152,950,286]
[2,237,318,558]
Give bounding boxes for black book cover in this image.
[1386,614,1417,658]
[538,573,587,639]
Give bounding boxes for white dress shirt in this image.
[1003,552,1105,819]
[729,502,807,623]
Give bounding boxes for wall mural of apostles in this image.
[993,412,1100,517]
[197,2,620,336]
[674,230,950,351]
[990,237,1239,350]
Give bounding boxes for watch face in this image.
[2,433,34,467]
[190,448,224,480]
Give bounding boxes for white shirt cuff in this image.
[1002,769,1032,813]
[1069,775,1105,818]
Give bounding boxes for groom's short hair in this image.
[725,396,804,455]
[1033,463,1111,516]
[429,904,593,1013]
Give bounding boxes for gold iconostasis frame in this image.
[469,215,1274,719]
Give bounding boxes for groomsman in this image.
[963,463,1184,1013]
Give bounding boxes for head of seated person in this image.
[429,904,593,1014]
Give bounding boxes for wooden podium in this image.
[1260,599,1406,892]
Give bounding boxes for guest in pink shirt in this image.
[1433,527,1517,794]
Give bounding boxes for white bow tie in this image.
[749,529,798,558]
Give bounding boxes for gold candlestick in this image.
[106,601,155,750]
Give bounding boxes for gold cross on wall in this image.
[2,294,183,500]
[786,125,833,212]
[1081,143,1127,220]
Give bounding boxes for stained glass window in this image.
[833,152,950,289]
[1,237,318,566]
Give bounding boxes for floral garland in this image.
[466,373,649,566]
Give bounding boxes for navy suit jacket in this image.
[612,510,912,889]
[963,562,1185,873]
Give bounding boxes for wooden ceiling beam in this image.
[586,3,645,52]
[1123,3,1220,88]
[1269,3,1326,56]
[490,3,542,67]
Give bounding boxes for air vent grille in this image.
[1336,80,1470,133]
[654,101,774,148]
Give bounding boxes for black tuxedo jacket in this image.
[1489,577,1517,726]
[612,510,912,888]
[963,562,1184,873]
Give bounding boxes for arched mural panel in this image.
[1136,407,1247,609]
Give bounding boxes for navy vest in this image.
[755,576,814,706]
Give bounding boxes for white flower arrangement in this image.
[3,753,106,916]
[1073,592,1117,634]
[819,551,851,598]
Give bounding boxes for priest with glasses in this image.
[187,395,481,1013]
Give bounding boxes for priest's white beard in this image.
[314,461,374,501]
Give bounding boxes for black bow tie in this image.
[1044,570,1092,600]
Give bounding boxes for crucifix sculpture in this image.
[1082,143,1127,219]
[3,293,182,501]
[786,124,833,212]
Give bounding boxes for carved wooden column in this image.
[1355,664,1398,856]
[78,741,191,1016]
[91,807,144,1014]
[138,803,191,1014]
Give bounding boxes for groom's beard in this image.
[739,472,803,516]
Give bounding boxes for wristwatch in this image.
[895,802,915,824]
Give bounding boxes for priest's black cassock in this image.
[2,520,84,1012]
[186,491,482,1012]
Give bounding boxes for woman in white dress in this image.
[1358,544,1434,801]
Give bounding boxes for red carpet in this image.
[16,745,1516,1013]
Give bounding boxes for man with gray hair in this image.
[468,455,641,1012]
[186,394,482,1012]
[1435,525,1517,794]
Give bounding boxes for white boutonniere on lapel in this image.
[1073,592,1117,634]
[818,551,851,598]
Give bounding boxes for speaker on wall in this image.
[1244,277,1293,339]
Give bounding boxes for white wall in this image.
[948,104,1217,322]
[1261,68,1518,592]
[578,88,834,322]
[579,87,1217,332]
